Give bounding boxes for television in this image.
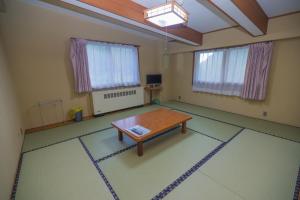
[146,74,162,85]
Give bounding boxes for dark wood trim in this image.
[166,24,203,45]
[25,115,95,134]
[231,0,268,34]
[118,130,123,141]
[137,142,143,156]
[207,0,253,36]
[79,0,203,45]
[269,10,300,19]
[25,104,150,134]
[208,0,268,36]
[181,121,187,133]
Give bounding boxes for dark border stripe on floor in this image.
[161,105,244,128]
[11,127,116,200]
[93,126,227,163]
[165,101,300,130]
[250,130,300,144]
[293,166,300,200]
[95,144,136,163]
[12,127,116,199]
[22,127,114,154]
[160,104,300,144]
[187,128,226,142]
[14,104,300,200]
[91,126,228,199]
[151,128,245,200]
[78,137,120,200]
[95,126,180,163]
[10,153,24,200]
[15,126,182,199]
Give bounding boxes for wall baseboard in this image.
[25,104,151,134]
[25,115,94,134]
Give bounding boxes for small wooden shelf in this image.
[144,85,162,103]
[144,86,162,91]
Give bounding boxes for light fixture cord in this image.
[164,0,169,52]
[163,0,184,52]
[164,24,168,52]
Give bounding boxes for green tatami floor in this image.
[13,101,300,200]
[22,105,162,152]
[161,101,300,142]
[165,129,300,200]
[97,128,221,200]
[200,129,300,200]
[16,139,112,200]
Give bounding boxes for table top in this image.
[111,108,192,142]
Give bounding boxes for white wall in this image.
[0,37,24,200]
[159,12,300,127]
[167,37,300,127]
[0,0,165,129]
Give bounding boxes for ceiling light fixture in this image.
[144,0,188,27]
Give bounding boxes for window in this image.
[86,41,140,90]
[193,46,249,96]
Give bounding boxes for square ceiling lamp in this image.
[144,1,188,27]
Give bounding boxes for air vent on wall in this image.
[91,87,144,115]
[104,90,137,99]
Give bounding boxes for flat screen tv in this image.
[146,74,162,85]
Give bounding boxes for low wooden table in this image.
[111,108,192,156]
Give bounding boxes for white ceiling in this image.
[257,0,300,17]
[133,0,300,33]
[132,0,234,33]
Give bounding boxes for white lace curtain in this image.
[86,41,140,90]
[193,46,249,96]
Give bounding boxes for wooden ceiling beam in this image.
[232,0,268,34]
[208,0,268,36]
[79,0,202,45]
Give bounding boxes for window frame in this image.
[85,39,141,91]
[192,44,249,95]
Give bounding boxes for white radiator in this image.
[91,86,144,115]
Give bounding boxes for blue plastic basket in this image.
[74,111,83,122]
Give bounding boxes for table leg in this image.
[118,130,123,141]
[181,121,186,134]
[137,142,143,156]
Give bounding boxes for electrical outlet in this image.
[262,111,267,117]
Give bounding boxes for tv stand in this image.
[144,85,162,104]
